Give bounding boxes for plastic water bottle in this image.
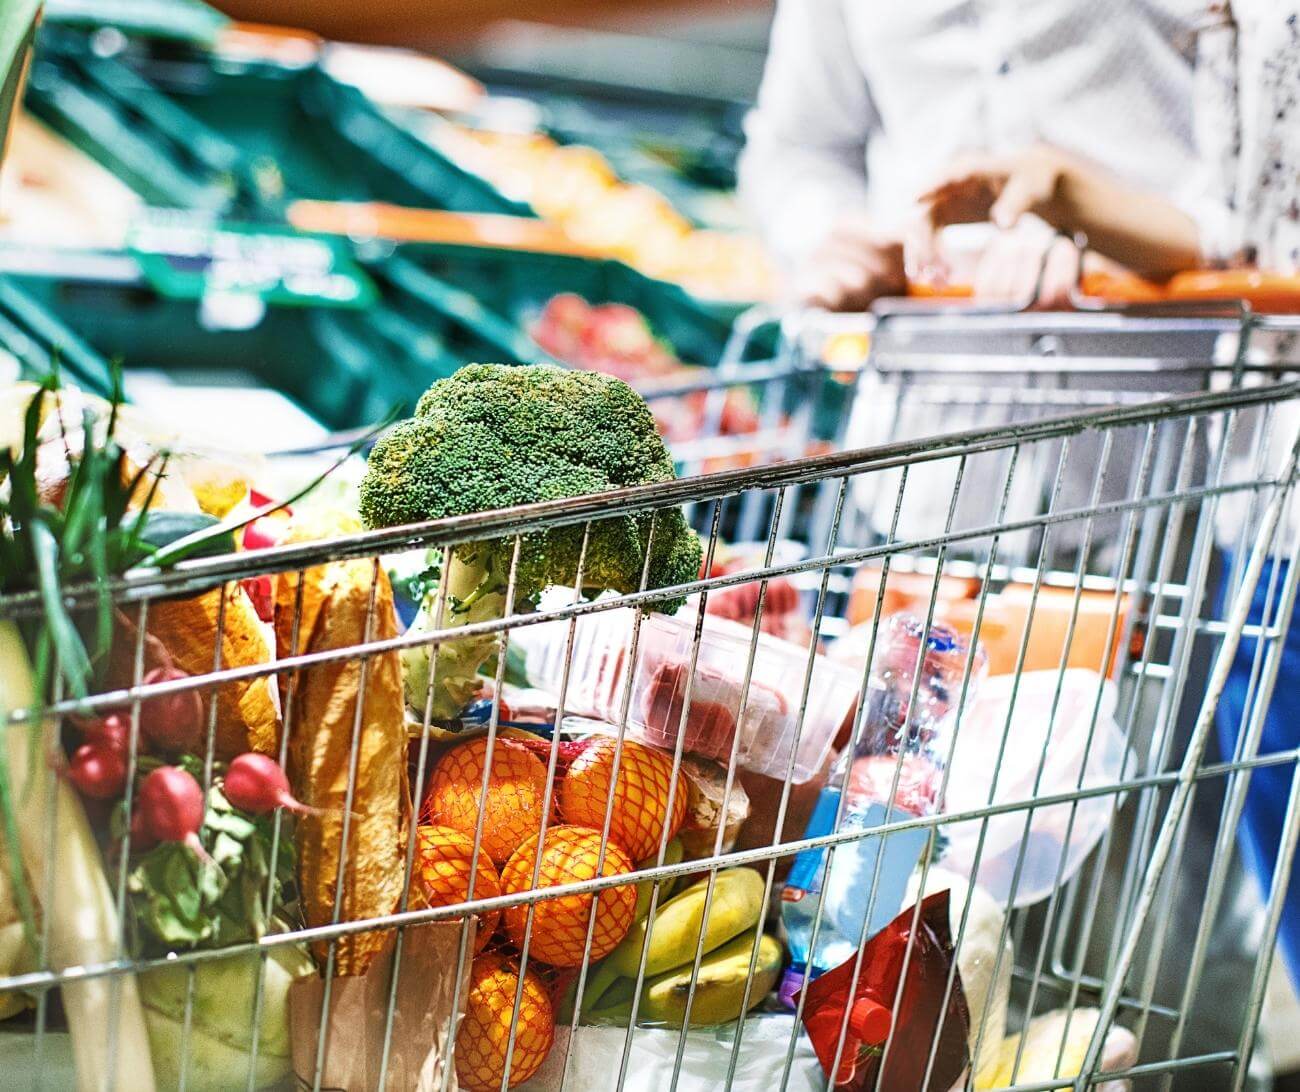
[779,614,986,1006]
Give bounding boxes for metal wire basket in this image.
[1,312,1297,1092]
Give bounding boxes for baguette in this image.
[113,585,282,759]
[276,557,409,976]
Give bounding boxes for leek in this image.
[0,620,155,1092]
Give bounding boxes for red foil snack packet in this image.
[798,890,969,1091]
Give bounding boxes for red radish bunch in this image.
[68,742,127,800]
[138,666,204,754]
[222,752,317,816]
[135,766,208,860]
[67,712,130,800]
[130,808,158,851]
[82,711,130,754]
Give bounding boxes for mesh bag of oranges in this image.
[455,950,556,1091]
[425,730,690,1086]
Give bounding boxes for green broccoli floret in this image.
[359,363,703,720]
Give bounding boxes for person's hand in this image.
[908,145,1076,282]
[917,145,1072,235]
[792,214,907,312]
[970,227,1081,310]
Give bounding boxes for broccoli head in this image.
[359,364,703,720]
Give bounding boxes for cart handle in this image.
[906,268,1300,314]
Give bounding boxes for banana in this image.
[581,976,637,1025]
[639,931,783,1028]
[606,867,766,979]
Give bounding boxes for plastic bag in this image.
[942,669,1130,907]
[520,1015,825,1092]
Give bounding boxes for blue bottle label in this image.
[786,786,843,895]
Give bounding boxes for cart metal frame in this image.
[2,312,1299,1092]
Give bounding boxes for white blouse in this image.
[738,0,1205,267]
[738,0,1201,266]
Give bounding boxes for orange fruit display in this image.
[414,825,503,951]
[455,951,555,1092]
[499,825,637,967]
[559,736,687,861]
[425,738,549,865]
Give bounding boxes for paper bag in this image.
[290,921,474,1091]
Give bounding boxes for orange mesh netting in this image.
[456,951,555,1091]
[424,737,549,865]
[499,824,636,967]
[559,736,687,861]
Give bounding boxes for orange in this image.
[455,951,555,1092]
[425,738,550,865]
[414,825,503,951]
[499,825,636,967]
[559,736,687,861]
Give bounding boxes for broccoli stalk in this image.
[361,364,702,723]
[401,548,508,719]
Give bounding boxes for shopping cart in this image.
[0,312,1297,1092]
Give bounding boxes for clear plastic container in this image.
[511,605,859,783]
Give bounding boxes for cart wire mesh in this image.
[1,313,1298,1092]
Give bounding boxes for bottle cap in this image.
[777,965,806,1010]
[849,996,892,1044]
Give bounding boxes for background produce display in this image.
[423,122,773,301]
[1,15,781,445]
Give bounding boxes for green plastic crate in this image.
[380,243,742,368]
[43,0,229,46]
[0,276,115,396]
[2,251,530,431]
[27,27,531,219]
[26,26,763,354]
[468,64,747,194]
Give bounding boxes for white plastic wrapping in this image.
[521,1016,824,1092]
[941,669,1131,907]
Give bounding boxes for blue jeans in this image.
[1216,554,1300,990]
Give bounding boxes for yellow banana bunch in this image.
[608,866,766,979]
[639,931,783,1027]
[579,867,782,1028]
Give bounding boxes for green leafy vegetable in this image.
[0,372,169,701]
[132,510,231,557]
[127,783,296,955]
[0,370,381,948]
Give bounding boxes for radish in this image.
[68,743,128,800]
[138,666,204,754]
[222,752,320,817]
[81,712,130,755]
[136,766,208,861]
